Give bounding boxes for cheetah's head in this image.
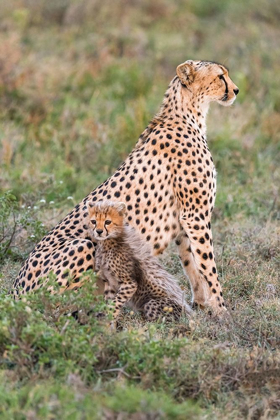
[176,60,239,107]
[87,200,127,241]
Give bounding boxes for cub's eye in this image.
[219,75,224,80]
[91,220,96,225]
[105,220,111,225]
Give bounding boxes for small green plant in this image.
[0,191,47,263]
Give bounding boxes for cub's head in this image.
[87,200,126,240]
[176,60,239,107]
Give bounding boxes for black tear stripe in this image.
[221,75,229,100]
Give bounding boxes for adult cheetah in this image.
[87,200,192,322]
[14,60,239,315]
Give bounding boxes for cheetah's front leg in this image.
[111,280,138,321]
[178,217,226,315]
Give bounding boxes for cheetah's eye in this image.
[105,220,111,225]
[91,220,96,225]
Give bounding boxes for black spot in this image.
[77,258,84,267]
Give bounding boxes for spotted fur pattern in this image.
[88,200,192,321]
[13,60,239,315]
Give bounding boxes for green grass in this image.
[0,0,279,418]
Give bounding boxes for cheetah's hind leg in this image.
[143,298,182,322]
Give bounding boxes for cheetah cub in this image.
[87,200,192,323]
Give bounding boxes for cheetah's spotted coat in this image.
[87,200,192,322]
[14,60,239,315]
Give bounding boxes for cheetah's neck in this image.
[135,76,209,149]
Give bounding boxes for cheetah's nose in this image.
[233,88,239,95]
[96,229,103,235]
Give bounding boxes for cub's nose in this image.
[96,229,103,235]
[233,88,239,95]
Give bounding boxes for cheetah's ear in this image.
[87,201,95,214]
[176,61,195,86]
[115,202,127,216]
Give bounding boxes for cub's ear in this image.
[87,201,95,214]
[115,202,127,216]
[176,61,195,86]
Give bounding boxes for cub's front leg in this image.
[111,279,138,321]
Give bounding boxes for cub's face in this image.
[87,201,126,240]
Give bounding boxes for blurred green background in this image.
[0,1,279,418]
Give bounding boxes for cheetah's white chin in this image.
[218,97,236,107]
